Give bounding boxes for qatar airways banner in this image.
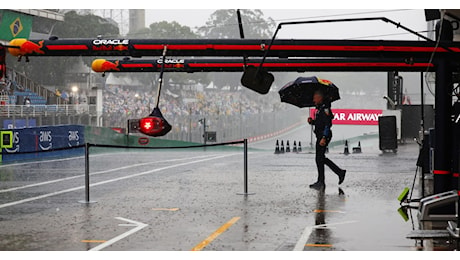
[309,109,383,125]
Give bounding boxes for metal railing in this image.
[5,68,66,105]
[0,104,97,117]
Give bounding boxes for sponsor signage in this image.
[309,109,383,125]
[2,125,84,154]
[92,39,129,51]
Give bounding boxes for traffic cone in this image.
[293,141,298,153]
[353,141,362,154]
[280,140,285,153]
[298,141,302,152]
[344,140,350,155]
[286,140,291,152]
[274,140,280,154]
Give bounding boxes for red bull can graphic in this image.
[92,59,120,73]
[8,39,45,56]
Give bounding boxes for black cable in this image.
[154,45,167,109]
[114,9,412,38]
[1,139,246,157]
[424,10,446,97]
[195,9,411,30]
[87,140,245,150]
[345,30,434,40]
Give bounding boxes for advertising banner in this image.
[1,125,84,162]
[310,108,383,125]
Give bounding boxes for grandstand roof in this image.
[9,9,64,21]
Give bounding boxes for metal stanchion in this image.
[238,139,255,196]
[79,143,96,204]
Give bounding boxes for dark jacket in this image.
[311,103,333,138]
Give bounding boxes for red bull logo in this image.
[318,78,332,85]
[92,59,120,73]
[8,39,45,56]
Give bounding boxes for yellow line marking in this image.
[152,208,180,211]
[305,244,333,247]
[191,216,240,251]
[313,209,344,213]
[81,240,107,243]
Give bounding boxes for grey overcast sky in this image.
[144,9,428,40]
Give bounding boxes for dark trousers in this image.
[315,135,343,183]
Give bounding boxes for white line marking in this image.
[0,152,114,168]
[0,155,85,168]
[89,217,148,251]
[0,154,218,193]
[0,153,238,209]
[293,220,357,251]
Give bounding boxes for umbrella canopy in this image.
[278,76,340,108]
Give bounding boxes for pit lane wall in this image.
[0,125,85,163]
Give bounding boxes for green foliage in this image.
[198,9,275,39]
[128,21,197,39]
[198,9,276,90]
[54,11,119,38]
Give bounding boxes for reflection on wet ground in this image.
[0,138,454,251]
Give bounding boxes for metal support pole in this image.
[433,18,454,197]
[244,138,248,193]
[85,142,90,202]
[203,118,207,146]
[201,118,207,151]
[433,59,453,195]
[79,143,96,204]
[188,107,192,142]
[238,138,255,196]
[420,72,425,198]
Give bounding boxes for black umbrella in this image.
[278,76,340,108]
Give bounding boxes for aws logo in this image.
[39,130,52,151]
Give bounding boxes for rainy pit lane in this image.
[0,130,431,251]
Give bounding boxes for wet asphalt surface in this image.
[0,125,433,251]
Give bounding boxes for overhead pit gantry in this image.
[2,14,459,199]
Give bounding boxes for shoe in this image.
[309,182,325,190]
[338,170,346,185]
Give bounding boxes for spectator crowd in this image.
[102,84,286,128]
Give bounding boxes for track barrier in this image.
[352,141,362,154]
[344,140,350,155]
[274,140,305,154]
[274,140,280,154]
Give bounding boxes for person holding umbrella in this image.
[307,90,346,190]
[279,76,346,190]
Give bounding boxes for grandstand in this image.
[10,88,47,105]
